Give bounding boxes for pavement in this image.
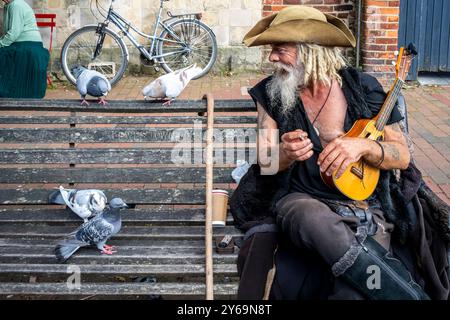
[44,72,450,204]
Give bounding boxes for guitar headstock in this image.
[395,43,417,80]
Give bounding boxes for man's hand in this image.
[318,137,370,178]
[281,129,314,162]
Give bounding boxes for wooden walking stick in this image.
[204,93,214,300]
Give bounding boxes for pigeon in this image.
[54,198,128,263]
[48,186,107,222]
[71,65,111,106]
[142,64,202,105]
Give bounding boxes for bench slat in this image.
[0,188,234,205]
[0,208,234,225]
[0,224,240,238]
[0,168,235,183]
[0,253,237,265]
[0,148,254,164]
[0,98,254,112]
[0,116,256,125]
[0,238,207,248]
[0,128,257,143]
[0,282,237,298]
[0,263,237,283]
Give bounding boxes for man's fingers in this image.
[335,159,352,179]
[281,130,308,143]
[318,139,338,165]
[295,150,314,161]
[325,154,346,177]
[282,139,312,152]
[320,149,340,173]
[284,143,314,161]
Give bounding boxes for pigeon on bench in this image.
[54,198,128,263]
[142,64,202,105]
[71,65,111,106]
[48,186,107,222]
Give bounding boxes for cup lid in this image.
[212,189,229,196]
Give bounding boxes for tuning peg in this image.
[407,43,418,55]
[392,61,396,66]
[394,50,399,56]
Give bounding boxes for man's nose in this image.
[269,50,279,62]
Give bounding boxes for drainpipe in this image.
[356,0,362,69]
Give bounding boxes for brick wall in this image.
[362,0,400,86]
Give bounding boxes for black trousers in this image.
[274,192,393,266]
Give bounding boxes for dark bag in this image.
[230,164,287,229]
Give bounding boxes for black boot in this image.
[331,227,430,300]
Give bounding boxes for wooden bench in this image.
[0,98,257,299]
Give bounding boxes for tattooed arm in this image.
[363,123,410,170]
[257,103,295,173]
[319,122,410,178]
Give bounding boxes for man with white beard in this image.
[240,6,432,300]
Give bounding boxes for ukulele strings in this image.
[376,79,403,131]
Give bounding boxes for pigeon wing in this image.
[76,215,114,245]
[59,186,78,212]
[76,71,91,96]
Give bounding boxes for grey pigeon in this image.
[54,198,127,263]
[71,65,111,106]
[48,186,107,222]
[142,64,201,105]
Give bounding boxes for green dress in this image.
[0,0,49,98]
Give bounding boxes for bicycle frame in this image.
[104,0,191,61]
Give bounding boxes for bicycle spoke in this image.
[158,19,216,78]
[62,26,128,85]
[188,32,210,47]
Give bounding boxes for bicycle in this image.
[61,0,218,86]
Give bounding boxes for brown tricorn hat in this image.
[243,6,356,48]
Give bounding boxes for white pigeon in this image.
[71,65,112,106]
[142,64,202,105]
[48,186,108,222]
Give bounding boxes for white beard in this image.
[267,62,305,116]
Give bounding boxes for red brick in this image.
[388,1,400,7]
[372,37,398,44]
[366,0,389,7]
[380,7,399,15]
[282,0,304,4]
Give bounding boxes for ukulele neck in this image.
[374,78,404,131]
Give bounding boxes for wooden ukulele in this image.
[321,43,417,201]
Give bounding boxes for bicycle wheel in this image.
[61,25,129,86]
[156,19,217,79]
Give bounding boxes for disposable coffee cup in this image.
[212,189,229,226]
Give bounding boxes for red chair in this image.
[35,13,56,86]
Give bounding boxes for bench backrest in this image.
[0,98,255,299]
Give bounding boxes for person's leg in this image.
[274,192,360,265]
[275,192,429,300]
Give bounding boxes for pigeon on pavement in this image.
[48,186,107,222]
[142,64,202,105]
[71,65,111,106]
[54,198,128,263]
